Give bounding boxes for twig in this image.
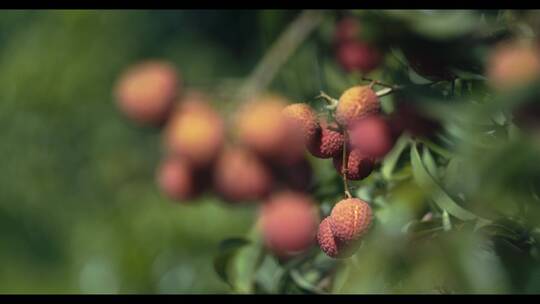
[341,130,352,198]
[316,91,339,110]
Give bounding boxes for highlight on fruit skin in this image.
[213,147,273,203]
[156,156,201,202]
[333,148,375,181]
[329,198,373,244]
[163,99,225,168]
[487,40,540,91]
[282,103,321,145]
[259,191,320,257]
[114,60,180,126]
[349,115,395,159]
[235,95,305,165]
[337,40,382,74]
[307,119,344,159]
[336,85,380,128]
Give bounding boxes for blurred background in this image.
[1,9,540,294]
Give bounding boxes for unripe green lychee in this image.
[213,147,273,203]
[307,120,344,159]
[282,103,320,145]
[487,40,540,91]
[333,148,374,180]
[260,191,320,256]
[115,61,180,126]
[336,85,380,128]
[164,99,224,168]
[156,156,201,202]
[235,95,305,165]
[329,198,372,243]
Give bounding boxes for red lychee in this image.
[260,191,320,256]
[282,103,321,145]
[307,120,344,159]
[349,115,394,159]
[329,198,373,243]
[337,40,382,74]
[115,61,180,126]
[156,156,201,202]
[333,148,375,181]
[336,85,380,128]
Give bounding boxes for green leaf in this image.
[410,144,477,221]
[442,210,452,231]
[290,269,324,294]
[422,145,438,179]
[213,237,251,288]
[382,134,410,180]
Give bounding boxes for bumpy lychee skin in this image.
[164,100,224,168]
[213,147,273,203]
[115,61,180,126]
[487,41,540,91]
[349,115,394,159]
[260,191,320,256]
[308,120,344,159]
[333,148,375,181]
[156,157,200,202]
[317,217,340,258]
[329,198,373,244]
[337,40,382,74]
[235,96,305,165]
[336,86,380,128]
[282,103,320,145]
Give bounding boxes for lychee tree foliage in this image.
[116,10,540,294]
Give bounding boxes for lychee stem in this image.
[316,91,339,110]
[341,130,352,199]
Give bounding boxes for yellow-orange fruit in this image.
[282,103,320,145]
[156,157,200,202]
[235,95,305,165]
[487,41,540,91]
[164,100,224,168]
[260,191,320,256]
[115,61,180,126]
[308,120,344,159]
[329,198,372,243]
[333,148,374,180]
[336,86,380,127]
[213,147,273,203]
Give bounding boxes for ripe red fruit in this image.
[260,192,320,256]
[337,40,382,74]
[329,198,373,243]
[334,17,361,45]
[333,148,375,181]
[349,115,394,158]
[164,99,225,168]
[115,61,180,126]
[336,85,380,128]
[317,217,341,258]
[282,103,320,146]
[308,120,344,159]
[213,147,273,203]
[156,157,201,202]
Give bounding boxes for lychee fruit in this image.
[235,95,305,165]
[334,17,361,45]
[487,40,540,91]
[164,99,224,168]
[156,156,201,202]
[114,60,180,126]
[333,148,375,181]
[336,85,380,128]
[260,191,320,256]
[349,115,394,158]
[282,103,320,145]
[317,217,341,258]
[337,40,382,74]
[307,120,344,159]
[213,147,273,203]
[329,198,373,244]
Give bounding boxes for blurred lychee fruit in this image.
[260,191,320,256]
[282,103,320,145]
[336,85,380,128]
[115,61,180,126]
[487,40,540,91]
[329,198,372,243]
[307,119,344,159]
[349,115,394,159]
[213,147,273,203]
[156,156,201,202]
[333,148,375,181]
[235,95,305,165]
[164,99,224,168]
[337,40,382,74]
[334,17,361,45]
